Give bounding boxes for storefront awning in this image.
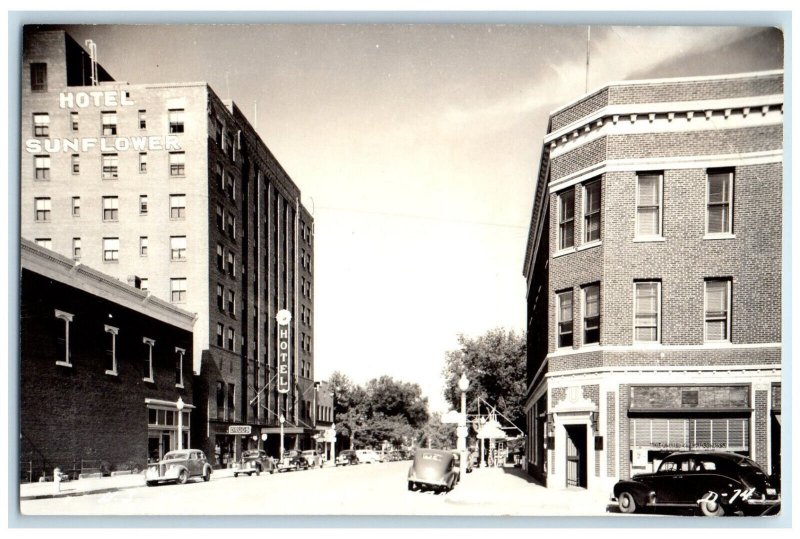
[261,426,305,435]
[477,420,507,440]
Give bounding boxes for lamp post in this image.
[330,423,336,467]
[279,414,285,459]
[457,373,470,475]
[176,397,185,451]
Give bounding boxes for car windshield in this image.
[163,451,189,461]
[243,450,261,457]
[302,451,315,455]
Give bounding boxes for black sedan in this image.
[233,449,275,477]
[613,451,780,516]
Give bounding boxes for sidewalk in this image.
[19,468,238,501]
[445,466,614,516]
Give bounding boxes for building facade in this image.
[21,28,318,467]
[20,239,196,481]
[521,71,783,493]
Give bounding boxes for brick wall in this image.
[550,137,608,180]
[754,389,768,469]
[551,88,610,131]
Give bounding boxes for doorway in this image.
[565,425,587,488]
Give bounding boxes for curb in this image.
[20,483,144,501]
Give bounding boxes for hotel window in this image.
[215,163,223,189]
[101,154,118,179]
[105,325,119,375]
[584,180,601,243]
[217,323,224,347]
[142,337,155,382]
[33,113,49,136]
[139,195,148,215]
[170,194,186,219]
[140,278,149,291]
[169,152,185,177]
[705,280,731,342]
[72,238,81,260]
[217,284,224,310]
[227,328,235,352]
[54,309,73,366]
[71,154,80,174]
[217,205,224,231]
[227,252,235,276]
[139,236,148,256]
[226,173,234,198]
[634,281,661,343]
[138,110,147,130]
[170,235,187,260]
[102,111,118,135]
[227,214,235,238]
[227,290,235,314]
[35,238,52,249]
[103,237,119,261]
[217,244,225,272]
[636,173,663,238]
[34,155,50,180]
[227,383,236,421]
[71,112,79,131]
[168,109,185,133]
[34,197,51,222]
[557,290,573,348]
[30,63,47,92]
[170,278,187,303]
[139,152,147,173]
[175,347,185,388]
[558,189,575,250]
[102,196,119,221]
[583,284,600,344]
[707,170,734,235]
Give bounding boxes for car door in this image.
[650,458,684,504]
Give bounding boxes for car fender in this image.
[164,464,188,480]
[613,480,650,506]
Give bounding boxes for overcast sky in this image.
[54,23,783,411]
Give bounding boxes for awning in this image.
[260,427,305,435]
[477,419,507,440]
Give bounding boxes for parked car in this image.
[275,450,309,472]
[234,449,275,477]
[612,451,780,516]
[336,450,359,466]
[407,448,459,493]
[146,449,212,486]
[301,450,323,468]
[356,449,380,464]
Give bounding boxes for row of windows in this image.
[53,308,185,386]
[31,109,184,137]
[555,169,735,252]
[33,152,185,180]
[215,204,237,240]
[216,244,238,278]
[555,279,732,348]
[33,194,186,221]
[215,163,237,203]
[216,323,237,352]
[215,381,236,422]
[62,235,187,261]
[316,404,333,423]
[300,276,312,300]
[300,304,313,327]
[216,284,236,316]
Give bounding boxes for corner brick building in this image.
[521,71,783,493]
[21,28,318,468]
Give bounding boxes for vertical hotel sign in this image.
[276,310,292,394]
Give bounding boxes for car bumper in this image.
[146,467,181,481]
[744,497,781,506]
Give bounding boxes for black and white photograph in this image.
[10,13,787,524]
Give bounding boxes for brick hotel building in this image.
[21,28,317,467]
[521,71,783,492]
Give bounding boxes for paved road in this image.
[20,461,618,516]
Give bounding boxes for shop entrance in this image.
[771,414,781,485]
[565,425,587,488]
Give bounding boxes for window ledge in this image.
[175,383,184,389]
[633,236,665,243]
[55,361,72,368]
[553,247,576,259]
[581,342,601,349]
[103,260,119,264]
[171,258,187,263]
[703,233,736,240]
[577,240,602,252]
[143,377,155,383]
[633,341,662,347]
[105,369,118,376]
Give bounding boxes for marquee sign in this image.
[276,310,292,394]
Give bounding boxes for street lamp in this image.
[331,423,336,467]
[176,396,185,451]
[279,414,285,459]
[457,373,470,475]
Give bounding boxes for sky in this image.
[50,22,784,412]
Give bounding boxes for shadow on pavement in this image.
[498,465,546,486]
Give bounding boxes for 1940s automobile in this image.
[233,449,275,477]
[146,449,213,486]
[612,451,780,516]
[407,449,459,493]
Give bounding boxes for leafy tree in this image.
[418,412,457,449]
[365,375,429,428]
[442,328,527,429]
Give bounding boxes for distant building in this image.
[522,71,783,492]
[21,28,318,467]
[20,239,196,480]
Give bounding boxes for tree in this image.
[442,328,527,429]
[418,412,457,450]
[365,375,429,428]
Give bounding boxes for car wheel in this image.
[618,492,637,514]
[146,481,155,487]
[203,469,211,482]
[176,470,188,485]
[408,481,415,491]
[255,467,261,477]
[699,492,725,517]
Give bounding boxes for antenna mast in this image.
[585,26,591,94]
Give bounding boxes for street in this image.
[20,461,619,517]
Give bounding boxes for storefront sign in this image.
[227,425,252,435]
[276,310,292,394]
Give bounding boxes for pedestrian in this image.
[53,467,63,493]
